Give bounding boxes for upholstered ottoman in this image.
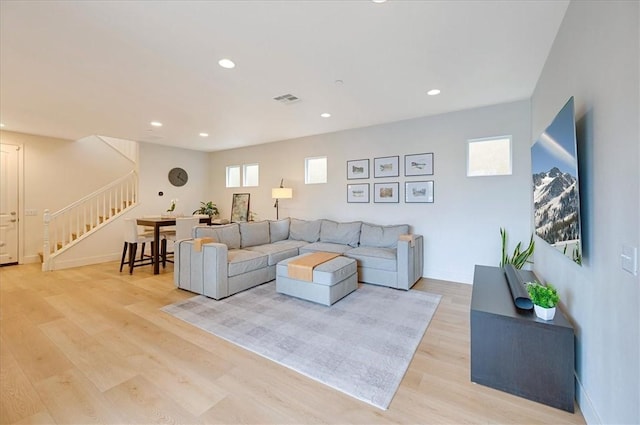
[276,252,357,306]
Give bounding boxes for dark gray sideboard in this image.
[470,265,575,412]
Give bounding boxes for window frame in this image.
[226,165,241,188]
[305,156,328,185]
[466,135,513,177]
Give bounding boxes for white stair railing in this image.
[42,171,138,271]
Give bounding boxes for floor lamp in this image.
[272,180,293,220]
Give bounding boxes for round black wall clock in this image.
[168,167,188,187]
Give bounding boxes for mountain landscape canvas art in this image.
[531,97,582,264]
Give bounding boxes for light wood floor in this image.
[0,262,585,424]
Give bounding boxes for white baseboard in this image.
[575,373,601,425]
[49,253,121,270]
[425,267,473,285]
[21,254,41,264]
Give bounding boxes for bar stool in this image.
[162,216,199,264]
[119,218,166,274]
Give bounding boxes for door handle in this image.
[10,219,17,223]
[10,212,16,215]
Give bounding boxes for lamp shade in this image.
[272,187,293,199]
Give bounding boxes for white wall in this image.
[209,100,532,284]
[136,141,210,218]
[0,131,133,261]
[51,141,210,269]
[531,1,639,424]
[0,130,210,267]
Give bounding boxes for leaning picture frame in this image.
[347,183,370,203]
[374,182,399,203]
[347,159,370,180]
[230,193,250,222]
[405,181,434,203]
[374,156,400,178]
[405,153,434,176]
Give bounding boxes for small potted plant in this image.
[526,281,560,321]
[193,201,219,218]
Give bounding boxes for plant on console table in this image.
[193,201,219,218]
[499,227,535,269]
[527,281,560,321]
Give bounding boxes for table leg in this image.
[153,225,160,274]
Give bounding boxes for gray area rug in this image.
[162,282,441,409]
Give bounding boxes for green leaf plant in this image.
[526,281,559,309]
[193,201,219,218]
[500,227,535,269]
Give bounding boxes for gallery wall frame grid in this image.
[374,182,400,203]
[405,180,434,203]
[405,153,434,176]
[347,159,370,180]
[347,183,370,203]
[374,156,400,178]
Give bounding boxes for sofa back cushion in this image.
[359,223,410,248]
[320,220,362,247]
[270,218,290,243]
[193,223,241,249]
[289,218,321,243]
[239,221,271,248]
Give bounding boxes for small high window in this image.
[467,136,512,177]
[305,156,327,184]
[226,165,240,188]
[243,163,259,187]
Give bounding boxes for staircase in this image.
[42,170,138,271]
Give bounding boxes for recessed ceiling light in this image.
[320,113,331,118]
[372,0,387,3]
[150,121,163,127]
[199,132,209,137]
[427,89,441,96]
[218,58,236,69]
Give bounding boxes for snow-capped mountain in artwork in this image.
[533,167,580,246]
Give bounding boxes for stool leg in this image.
[129,243,137,274]
[161,239,167,268]
[119,242,128,272]
[140,242,146,261]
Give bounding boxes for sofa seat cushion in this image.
[227,249,268,277]
[359,223,409,248]
[270,218,290,242]
[345,246,397,272]
[320,220,361,247]
[299,242,352,255]
[194,223,241,249]
[289,218,321,242]
[245,243,300,266]
[271,239,309,250]
[239,221,270,248]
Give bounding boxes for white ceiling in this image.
[0,0,569,152]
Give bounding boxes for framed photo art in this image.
[230,193,250,222]
[347,159,369,180]
[347,183,369,203]
[374,156,400,178]
[374,182,399,203]
[405,181,434,203]
[405,153,434,176]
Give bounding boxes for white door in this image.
[0,144,19,265]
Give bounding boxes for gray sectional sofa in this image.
[174,217,423,300]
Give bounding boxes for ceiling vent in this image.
[273,93,300,105]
